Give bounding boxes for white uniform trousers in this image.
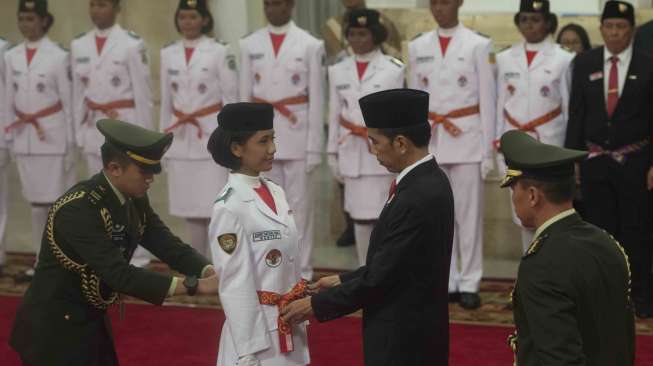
[15,155,75,203]
[265,159,314,280]
[442,163,484,293]
[216,322,310,366]
[497,155,536,253]
[0,167,7,265]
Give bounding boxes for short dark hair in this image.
[206,126,257,170]
[174,8,215,35]
[344,23,388,46]
[101,142,132,169]
[377,123,431,148]
[556,23,592,52]
[518,176,576,204]
[514,13,559,35]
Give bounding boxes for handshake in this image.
[279,275,342,325]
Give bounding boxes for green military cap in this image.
[499,130,588,188]
[97,119,173,174]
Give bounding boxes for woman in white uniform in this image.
[4,0,75,280]
[496,0,574,251]
[160,0,238,256]
[208,103,309,366]
[327,8,403,265]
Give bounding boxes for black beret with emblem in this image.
[499,130,587,188]
[519,0,550,14]
[346,8,381,29]
[601,1,635,25]
[97,119,173,174]
[177,0,209,14]
[217,102,274,131]
[18,0,49,17]
[359,88,429,129]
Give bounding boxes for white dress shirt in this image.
[396,153,434,185]
[603,43,633,100]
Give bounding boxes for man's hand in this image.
[647,166,653,190]
[202,265,216,278]
[197,276,219,295]
[307,275,341,295]
[280,296,313,325]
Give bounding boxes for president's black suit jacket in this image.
[312,158,455,366]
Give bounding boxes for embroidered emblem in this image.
[253,230,282,242]
[507,84,516,95]
[540,85,550,97]
[36,82,45,93]
[421,75,429,88]
[111,76,121,87]
[254,72,261,84]
[458,75,468,88]
[291,73,301,85]
[111,224,126,242]
[265,249,282,268]
[227,54,236,71]
[198,83,207,94]
[218,233,237,254]
[171,81,178,92]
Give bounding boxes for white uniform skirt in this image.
[344,175,394,220]
[217,322,310,366]
[15,154,75,203]
[166,159,228,218]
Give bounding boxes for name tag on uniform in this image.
[589,71,603,81]
[336,84,351,91]
[12,70,21,76]
[295,57,304,62]
[76,57,90,64]
[253,230,282,242]
[416,56,435,64]
[629,75,638,80]
[504,72,520,81]
[168,69,179,76]
[250,53,264,61]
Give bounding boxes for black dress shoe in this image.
[459,292,481,310]
[448,292,460,303]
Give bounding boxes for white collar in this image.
[525,38,550,52]
[533,208,576,240]
[437,22,461,38]
[232,173,263,188]
[604,42,633,63]
[354,48,381,62]
[267,20,293,35]
[103,171,127,206]
[182,35,207,49]
[25,36,45,49]
[396,154,434,185]
[95,23,118,38]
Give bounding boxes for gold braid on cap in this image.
[126,151,159,165]
[46,191,119,310]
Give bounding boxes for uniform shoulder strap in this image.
[215,187,234,204]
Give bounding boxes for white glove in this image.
[481,157,494,180]
[305,152,322,173]
[238,354,261,366]
[0,149,9,168]
[64,146,78,172]
[327,154,343,183]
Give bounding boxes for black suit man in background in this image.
[565,0,653,318]
[281,89,455,365]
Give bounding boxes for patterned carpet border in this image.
[2,254,651,335]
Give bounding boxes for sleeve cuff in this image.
[167,277,178,297]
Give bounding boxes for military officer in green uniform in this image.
[9,119,219,366]
[500,130,635,366]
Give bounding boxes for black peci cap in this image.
[359,89,430,129]
[217,103,274,131]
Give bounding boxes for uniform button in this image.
[64,314,70,320]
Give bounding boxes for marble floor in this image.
[2,153,520,279]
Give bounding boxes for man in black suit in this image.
[635,19,653,54]
[565,0,653,318]
[281,89,455,365]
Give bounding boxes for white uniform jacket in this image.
[327,50,404,177]
[496,39,574,146]
[71,25,152,155]
[0,38,9,152]
[408,24,496,164]
[160,36,238,160]
[4,37,73,155]
[208,173,309,364]
[239,22,325,162]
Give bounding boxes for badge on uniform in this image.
[111,224,126,242]
[36,82,46,93]
[226,54,236,71]
[457,75,468,88]
[540,85,550,97]
[255,72,261,84]
[218,233,237,254]
[291,74,301,85]
[111,76,121,87]
[504,72,520,81]
[628,75,638,80]
[198,83,207,94]
[76,57,90,64]
[12,70,21,76]
[265,249,282,268]
[336,84,350,91]
[168,68,179,76]
[421,76,429,88]
[171,81,178,92]
[488,52,496,65]
[507,84,516,96]
[250,53,264,61]
[589,71,603,81]
[416,56,434,64]
[253,230,282,242]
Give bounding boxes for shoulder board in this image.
[240,31,254,40]
[522,233,549,258]
[474,31,490,39]
[74,31,88,40]
[215,187,234,204]
[215,38,228,46]
[162,40,176,49]
[388,56,404,68]
[127,31,141,40]
[411,32,425,41]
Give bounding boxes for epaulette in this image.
[215,187,234,204]
[411,32,425,41]
[215,38,228,46]
[127,30,141,40]
[74,31,88,40]
[388,56,404,68]
[475,31,490,39]
[87,184,109,206]
[523,233,549,258]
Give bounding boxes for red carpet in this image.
[2,296,652,365]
